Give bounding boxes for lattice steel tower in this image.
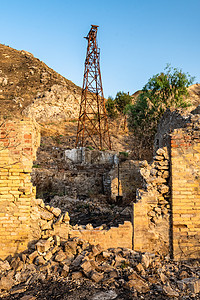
[75,25,111,150]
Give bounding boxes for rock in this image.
[154,155,164,161]
[140,160,149,168]
[40,211,54,221]
[178,277,200,294]
[44,251,53,261]
[41,220,53,230]
[0,260,10,271]
[156,148,166,156]
[91,244,102,256]
[159,272,168,284]
[0,275,14,290]
[90,270,103,283]
[20,296,36,300]
[53,235,60,246]
[63,212,70,222]
[15,260,24,272]
[71,255,84,267]
[163,283,179,297]
[86,223,93,230]
[81,260,93,277]
[53,214,63,225]
[10,257,21,270]
[127,278,149,293]
[54,251,66,262]
[114,255,126,267]
[179,270,189,279]
[71,271,83,280]
[10,285,27,295]
[61,264,69,277]
[136,263,145,274]
[108,269,118,279]
[64,240,77,255]
[141,253,151,269]
[64,252,74,263]
[127,272,149,293]
[2,77,8,86]
[150,168,157,176]
[102,251,112,259]
[35,256,46,265]
[36,240,51,253]
[91,290,118,300]
[51,207,61,217]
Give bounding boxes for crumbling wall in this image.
[171,115,200,259]
[0,119,40,259]
[69,221,132,250]
[134,113,200,260]
[134,148,170,255]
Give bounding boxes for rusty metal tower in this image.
[75,25,111,150]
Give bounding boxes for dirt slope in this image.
[0,44,81,120]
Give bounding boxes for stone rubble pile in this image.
[139,147,170,223]
[30,198,70,241]
[1,236,200,298]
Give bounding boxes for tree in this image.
[115,91,132,115]
[105,96,117,119]
[127,65,194,137]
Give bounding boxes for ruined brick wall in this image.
[69,221,133,250]
[171,119,200,259]
[0,119,40,259]
[134,148,170,256]
[134,114,200,260]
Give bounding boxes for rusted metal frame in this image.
[93,38,103,149]
[75,71,87,146]
[96,47,111,149]
[76,25,111,149]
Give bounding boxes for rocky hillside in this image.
[0,44,81,121]
[188,83,200,108]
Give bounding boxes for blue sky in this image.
[0,0,199,98]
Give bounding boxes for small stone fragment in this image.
[0,260,10,271]
[36,240,51,253]
[54,251,66,262]
[90,270,103,283]
[51,207,61,217]
[163,283,179,297]
[0,276,14,290]
[35,256,46,265]
[61,264,69,277]
[71,271,83,280]
[40,210,54,221]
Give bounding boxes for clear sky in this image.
[0,0,199,98]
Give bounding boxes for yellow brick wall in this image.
[0,119,40,259]
[171,128,200,260]
[69,221,133,250]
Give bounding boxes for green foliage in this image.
[115,91,132,114]
[127,65,194,136]
[119,151,129,157]
[105,96,117,118]
[86,146,94,150]
[105,92,131,119]
[33,164,40,168]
